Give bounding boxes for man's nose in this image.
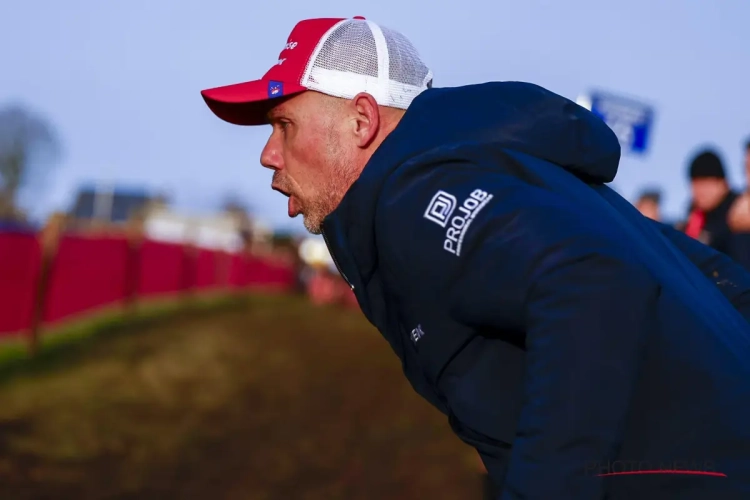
[260,139,282,171]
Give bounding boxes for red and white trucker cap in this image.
[201,16,433,126]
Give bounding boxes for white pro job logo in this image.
[423,191,457,227]
[424,188,493,256]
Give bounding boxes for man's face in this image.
[636,199,660,221]
[691,177,728,212]
[260,91,361,234]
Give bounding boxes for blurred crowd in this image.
[635,139,750,270]
[294,256,358,309]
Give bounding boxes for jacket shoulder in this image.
[373,160,513,288]
[373,157,641,287]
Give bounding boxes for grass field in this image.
[0,294,480,499]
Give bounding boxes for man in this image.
[727,139,750,267]
[633,188,662,221]
[201,17,750,499]
[682,150,737,245]
[682,148,750,270]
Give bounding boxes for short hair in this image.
[637,189,661,205]
[745,137,750,151]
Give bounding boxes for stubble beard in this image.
[301,126,361,234]
[302,159,358,235]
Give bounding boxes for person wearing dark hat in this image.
[683,149,739,255]
[726,138,750,270]
[728,140,750,232]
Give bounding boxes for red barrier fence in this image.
[0,232,41,335]
[43,235,132,324]
[194,249,219,290]
[0,232,296,339]
[136,240,187,297]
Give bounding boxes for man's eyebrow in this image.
[266,107,287,121]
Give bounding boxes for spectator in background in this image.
[634,188,662,221]
[683,150,738,249]
[727,139,750,230]
[306,264,349,306]
[726,138,750,269]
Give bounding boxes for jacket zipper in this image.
[321,230,354,291]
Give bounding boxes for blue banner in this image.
[581,91,655,155]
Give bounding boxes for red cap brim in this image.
[201,79,307,126]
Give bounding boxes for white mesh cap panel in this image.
[302,19,432,109]
[380,24,433,108]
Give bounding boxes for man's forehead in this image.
[266,91,348,121]
[265,91,318,121]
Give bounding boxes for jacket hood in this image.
[321,81,621,291]
[364,80,620,189]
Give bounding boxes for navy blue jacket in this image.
[321,82,750,499]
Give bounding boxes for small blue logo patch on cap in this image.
[267,81,284,98]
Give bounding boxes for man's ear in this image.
[350,92,380,149]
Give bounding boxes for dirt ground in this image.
[0,294,481,499]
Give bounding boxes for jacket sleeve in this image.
[465,200,657,500]
[652,220,750,321]
[379,166,660,499]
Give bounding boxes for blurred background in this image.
[0,1,749,498]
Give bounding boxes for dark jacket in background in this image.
[698,190,738,254]
[683,193,750,272]
[684,151,750,271]
[321,81,750,499]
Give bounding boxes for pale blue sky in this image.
[2,0,749,232]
